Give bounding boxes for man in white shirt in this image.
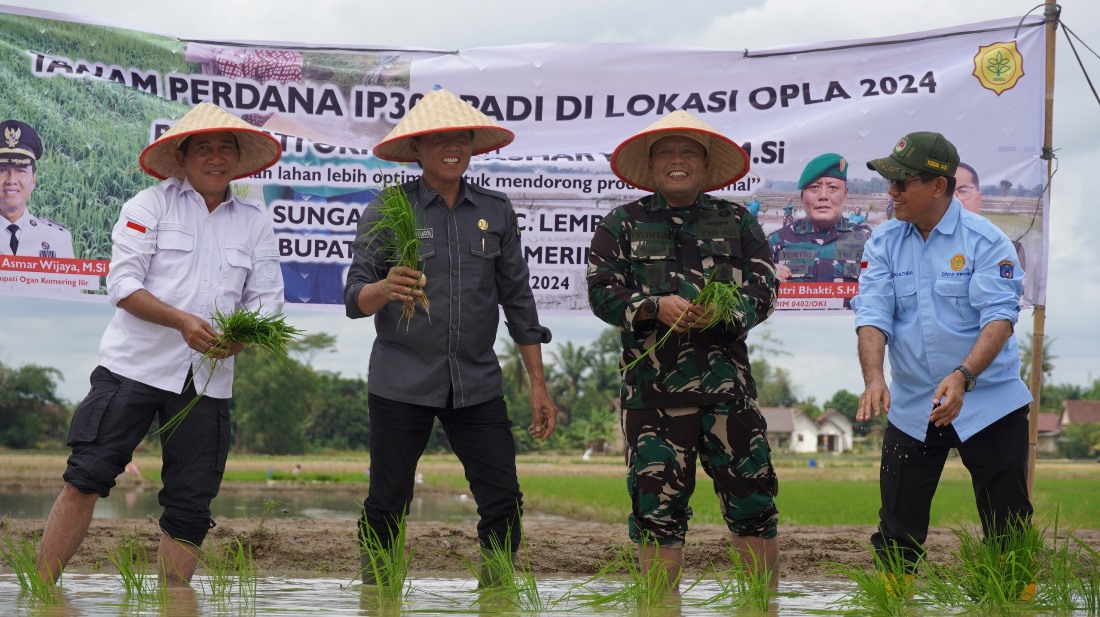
[37,103,284,586]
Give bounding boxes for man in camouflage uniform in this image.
[768,152,870,283]
[587,111,780,591]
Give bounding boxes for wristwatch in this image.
[954,365,976,392]
[640,296,660,320]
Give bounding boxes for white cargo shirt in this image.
[100,177,284,399]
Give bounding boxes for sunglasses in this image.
[890,177,927,192]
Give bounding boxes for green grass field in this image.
[382,454,1100,529]
[12,450,1093,528]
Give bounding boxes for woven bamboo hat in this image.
[139,102,281,180]
[373,86,514,162]
[610,110,749,192]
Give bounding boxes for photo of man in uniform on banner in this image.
[0,119,74,259]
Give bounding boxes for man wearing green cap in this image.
[0,119,74,260]
[853,131,1033,590]
[767,152,870,284]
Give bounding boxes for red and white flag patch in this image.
[126,220,147,234]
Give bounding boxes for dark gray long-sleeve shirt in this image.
[345,177,550,408]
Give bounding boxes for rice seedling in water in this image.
[694,545,775,612]
[464,530,552,612]
[622,272,744,372]
[356,516,411,602]
[156,305,303,439]
[1073,537,1100,615]
[0,535,59,605]
[572,539,691,609]
[365,181,429,329]
[200,538,256,600]
[108,529,157,600]
[920,518,1041,612]
[828,542,918,616]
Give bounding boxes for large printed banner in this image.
[0,6,1048,312]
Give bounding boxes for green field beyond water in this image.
[336,454,1099,529]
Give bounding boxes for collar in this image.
[417,176,472,209]
[647,191,711,213]
[900,196,960,239]
[793,215,858,235]
[171,176,237,211]
[7,208,33,228]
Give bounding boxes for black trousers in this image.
[872,404,1033,569]
[360,393,523,553]
[64,366,230,546]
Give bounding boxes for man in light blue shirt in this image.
[853,131,1033,578]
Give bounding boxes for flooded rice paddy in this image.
[0,572,857,616]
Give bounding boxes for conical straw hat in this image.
[372,87,514,162]
[139,102,281,180]
[610,110,749,193]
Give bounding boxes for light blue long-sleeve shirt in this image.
[852,198,1032,442]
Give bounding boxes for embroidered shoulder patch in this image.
[998,260,1015,279]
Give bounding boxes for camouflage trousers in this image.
[622,399,779,547]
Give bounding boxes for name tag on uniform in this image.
[780,250,816,261]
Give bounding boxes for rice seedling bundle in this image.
[156,305,304,438]
[365,181,429,328]
[622,273,745,372]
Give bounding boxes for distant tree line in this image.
[2,327,1097,458]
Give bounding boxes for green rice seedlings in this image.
[465,531,551,612]
[0,535,59,605]
[365,181,429,329]
[572,540,690,609]
[356,516,412,603]
[694,545,775,612]
[156,305,304,439]
[1025,513,1083,612]
[108,529,156,600]
[828,542,918,616]
[1075,537,1100,615]
[921,519,1042,612]
[253,497,281,540]
[622,272,744,372]
[201,538,256,601]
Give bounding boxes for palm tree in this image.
[1019,331,1056,385]
[548,341,594,424]
[499,338,528,392]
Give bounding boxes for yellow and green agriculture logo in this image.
[973,41,1025,95]
[951,254,966,271]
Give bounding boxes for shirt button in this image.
[451,295,458,301]
[452,270,458,275]
[451,324,457,330]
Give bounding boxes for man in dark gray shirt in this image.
[344,87,556,583]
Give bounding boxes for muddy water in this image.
[0,572,857,616]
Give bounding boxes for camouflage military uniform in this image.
[587,192,780,545]
[768,217,871,282]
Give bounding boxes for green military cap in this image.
[866,131,959,179]
[0,119,42,166]
[798,152,847,189]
